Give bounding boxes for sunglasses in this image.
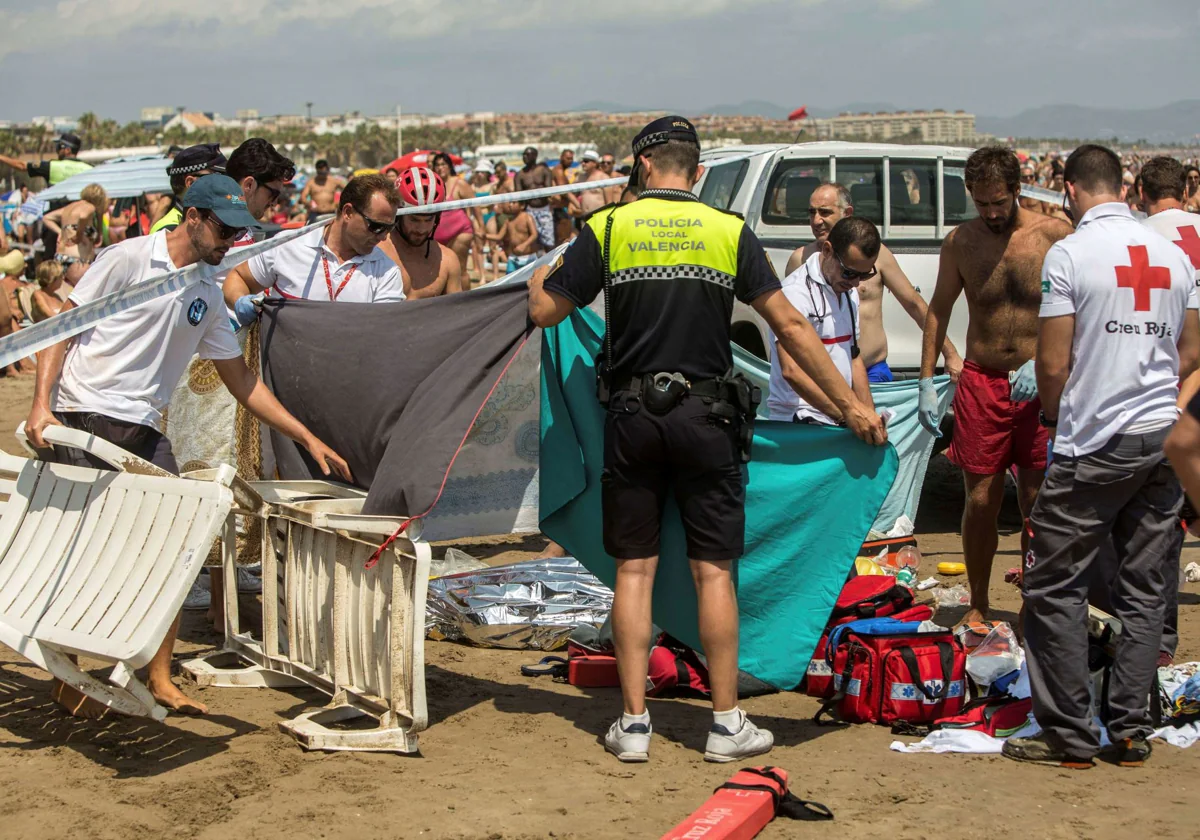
[353,205,395,235]
[257,181,282,203]
[202,210,247,241]
[836,253,877,281]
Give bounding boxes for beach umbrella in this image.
[381,150,463,175]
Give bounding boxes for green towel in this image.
[539,308,899,689]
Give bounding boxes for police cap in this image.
[55,133,83,154]
[168,143,227,177]
[631,116,700,158]
[628,116,700,189]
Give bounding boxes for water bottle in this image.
[896,545,921,572]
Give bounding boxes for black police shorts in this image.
[602,393,746,562]
[48,412,180,475]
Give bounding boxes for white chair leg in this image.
[40,645,165,720]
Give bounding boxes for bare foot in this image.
[50,679,110,720]
[955,606,989,628]
[149,679,208,716]
[534,540,566,560]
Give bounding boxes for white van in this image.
[694,142,974,376]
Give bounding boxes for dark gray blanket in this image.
[259,283,531,516]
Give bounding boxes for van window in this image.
[761,159,830,225]
[833,161,885,226]
[698,159,748,211]
[943,163,977,225]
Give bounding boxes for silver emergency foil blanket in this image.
[425,557,613,650]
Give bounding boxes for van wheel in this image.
[732,325,766,360]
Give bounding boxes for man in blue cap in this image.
[24,173,351,719]
[529,115,887,763]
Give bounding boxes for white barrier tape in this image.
[492,242,572,288]
[1020,183,1067,205]
[393,150,763,218]
[0,150,766,370]
[0,217,332,370]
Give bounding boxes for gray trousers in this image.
[1024,429,1182,756]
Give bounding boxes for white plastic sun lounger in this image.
[182,480,432,753]
[0,424,234,720]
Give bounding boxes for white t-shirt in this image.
[246,225,404,302]
[54,232,243,431]
[1040,202,1199,457]
[767,252,859,424]
[1143,207,1200,282]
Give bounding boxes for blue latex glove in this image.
[233,293,262,328]
[918,377,942,437]
[1009,359,1037,403]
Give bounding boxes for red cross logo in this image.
[1175,226,1200,270]
[1115,245,1171,312]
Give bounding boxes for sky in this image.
[3,0,1199,123]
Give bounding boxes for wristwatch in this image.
[1038,410,1057,428]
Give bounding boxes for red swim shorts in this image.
[946,360,1048,475]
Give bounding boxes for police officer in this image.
[0,133,93,186]
[149,143,229,234]
[529,116,886,764]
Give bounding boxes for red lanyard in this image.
[322,254,357,301]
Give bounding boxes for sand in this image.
[0,374,1197,839]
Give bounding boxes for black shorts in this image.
[602,393,746,561]
[48,412,179,475]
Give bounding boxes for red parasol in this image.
[787,106,810,121]
[381,150,463,175]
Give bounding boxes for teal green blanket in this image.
[538,309,899,689]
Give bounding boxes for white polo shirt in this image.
[1144,207,1200,282]
[54,232,243,431]
[1041,202,1198,457]
[246,225,404,302]
[767,252,859,424]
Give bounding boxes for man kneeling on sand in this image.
[25,174,352,718]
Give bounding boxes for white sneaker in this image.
[183,574,211,610]
[604,716,652,763]
[704,711,774,763]
[236,565,263,594]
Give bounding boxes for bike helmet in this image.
[395,166,446,255]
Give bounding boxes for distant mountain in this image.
[978,101,1200,143]
[696,100,792,119]
[571,100,902,120]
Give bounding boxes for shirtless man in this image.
[301,159,343,223]
[600,154,624,206]
[42,183,107,285]
[785,182,962,382]
[379,167,463,299]
[550,149,575,244]
[919,146,1073,625]
[514,146,555,252]
[574,150,610,220]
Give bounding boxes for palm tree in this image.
[77,112,100,146]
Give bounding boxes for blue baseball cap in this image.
[181,173,260,229]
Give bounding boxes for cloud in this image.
[2,0,796,61]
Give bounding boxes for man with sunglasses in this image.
[600,154,624,206]
[768,216,881,425]
[169,137,296,628]
[784,182,962,384]
[224,173,404,308]
[23,174,352,720]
